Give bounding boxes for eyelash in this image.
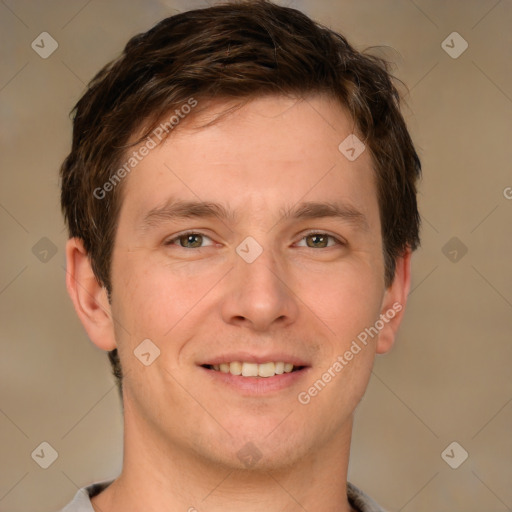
[164,231,345,249]
[164,231,215,248]
[296,232,345,248]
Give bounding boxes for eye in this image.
[296,233,343,249]
[165,232,214,249]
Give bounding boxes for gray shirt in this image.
[59,480,387,512]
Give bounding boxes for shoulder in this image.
[347,482,389,512]
[57,480,114,512]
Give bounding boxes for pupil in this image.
[308,235,327,248]
[182,234,202,247]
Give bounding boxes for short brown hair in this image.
[60,0,421,393]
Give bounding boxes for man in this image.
[59,1,421,511]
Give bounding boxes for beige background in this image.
[1,0,511,511]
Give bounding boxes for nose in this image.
[220,246,299,332]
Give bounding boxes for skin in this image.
[66,94,411,512]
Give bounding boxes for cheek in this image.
[111,252,225,339]
[293,259,384,335]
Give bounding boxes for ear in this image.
[376,248,412,354]
[65,237,117,351]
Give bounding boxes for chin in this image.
[195,423,313,473]
[206,444,307,474]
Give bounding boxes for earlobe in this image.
[65,238,117,351]
[375,248,412,354]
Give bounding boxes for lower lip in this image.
[199,366,310,394]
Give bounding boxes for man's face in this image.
[109,94,392,470]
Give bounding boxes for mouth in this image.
[201,361,306,378]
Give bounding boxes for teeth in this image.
[241,362,259,377]
[258,362,275,377]
[274,362,284,375]
[230,361,242,375]
[210,361,298,378]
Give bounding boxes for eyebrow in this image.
[138,199,369,232]
[279,201,369,231]
[139,199,235,232]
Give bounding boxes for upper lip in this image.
[199,352,309,367]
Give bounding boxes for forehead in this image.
[118,94,378,226]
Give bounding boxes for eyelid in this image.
[163,230,345,248]
[164,230,215,247]
[294,231,346,247]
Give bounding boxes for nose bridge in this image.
[238,246,282,294]
[222,239,298,330]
